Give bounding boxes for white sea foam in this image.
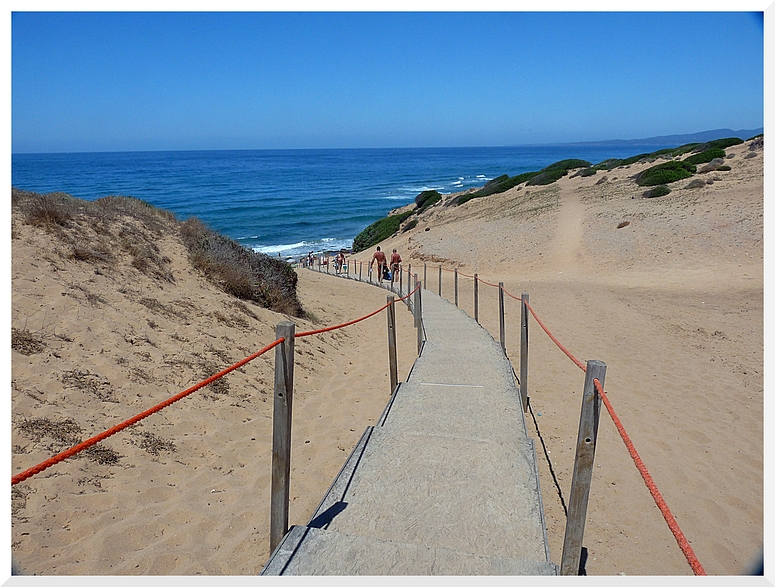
[253,241,309,254]
[253,237,354,260]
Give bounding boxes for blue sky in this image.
[10,10,765,153]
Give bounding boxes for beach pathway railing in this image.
[372,261,707,576]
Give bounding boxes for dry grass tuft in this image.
[17,416,122,466]
[11,328,45,355]
[61,369,116,402]
[131,431,176,456]
[12,188,305,314]
[180,217,304,317]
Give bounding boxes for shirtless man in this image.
[390,249,402,283]
[370,246,387,283]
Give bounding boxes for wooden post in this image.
[369,263,372,284]
[413,274,420,326]
[399,265,403,296]
[423,264,427,289]
[560,360,607,576]
[270,321,296,553]
[387,296,398,393]
[438,265,442,297]
[416,279,423,355]
[408,264,412,288]
[520,293,529,411]
[498,282,506,353]
[454,269,459,307]
[474,274,479,323]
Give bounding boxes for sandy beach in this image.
[11,137,763,576]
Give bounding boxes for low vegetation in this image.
[643,185,672,198]
[180,217,304,317]
[415,190,442,213]
[12,188,305,317]
[684,147,727,165]
[349,135,757,249]
[635,161,696,186]
[352,210,414,252]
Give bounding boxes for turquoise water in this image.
[12,144,676,260]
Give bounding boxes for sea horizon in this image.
[12,138,730,261]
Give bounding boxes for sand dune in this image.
[11,138,763,576]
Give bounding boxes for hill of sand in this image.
[348,137,764,576]
[11,137,763,576]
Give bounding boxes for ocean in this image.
[12,144,678,261]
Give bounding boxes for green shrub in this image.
[671,143,701,156]
[716,165,731,171]
[693,137,743,151]
[402,218,418,232]
[527,168,567,186]
[643,185,671,198]
[352,210,413,252]
[593,159,624,171]
[415,190,442,213]
[540,159,591,173]
[635,161,696,186]
[684,147,726,165]
[484,174,509,187]
[452,172,538,206]
[619,152,653,166]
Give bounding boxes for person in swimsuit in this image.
[390,249,402,283]
[370,246,387,283]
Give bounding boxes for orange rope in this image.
[594,379,706,576]
[12,338,285,485]
[523,299,587,371]
[478,276,499,288]
[510,287,705,575]
[14,276,420,485]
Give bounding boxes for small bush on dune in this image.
[180,217,304,317]
[527,168,567,186]
[415,190,442,213]
[684,147,726,165]
[402,218,418,232]
[635,160,696,186]
[452,171,539,206]
[592,158,623,171]
[540,159,591,173]
[685,179,706,189]
[525,159,590,186]
[693,137,743,152]
[20,192,77,228]
[643,185,672,198]
[573,167,596,177]
[352,210,414,252]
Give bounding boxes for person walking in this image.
[335,250,345,274]
[390,249,402,283]
[370,246,387,283]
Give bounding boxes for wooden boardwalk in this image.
[261,287,556,575]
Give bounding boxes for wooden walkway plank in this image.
[261,289,555,575]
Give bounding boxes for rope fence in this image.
[391,260,706,576]
[13,249,705,575]
[12,281,420,486]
